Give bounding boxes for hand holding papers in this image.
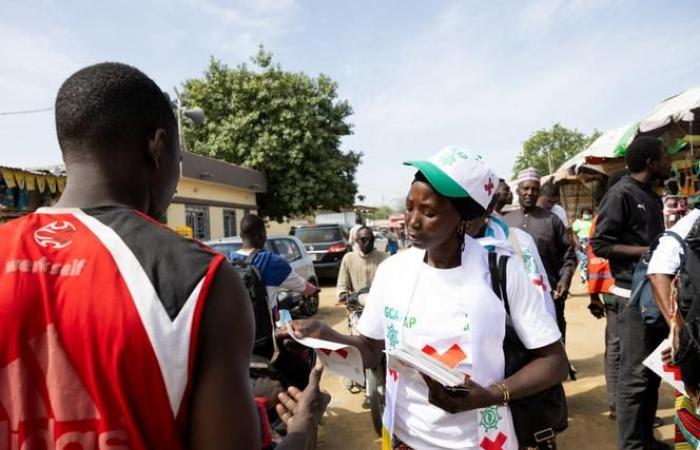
[643,339,687,396]
[279,311,365,385]
[387,343,466,388]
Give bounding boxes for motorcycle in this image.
[345,287,386,437]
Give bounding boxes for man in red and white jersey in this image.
[0,62,327,450]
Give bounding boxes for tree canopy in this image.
[181,47,362,221]
[512,123,601,179]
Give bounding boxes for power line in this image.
[0,107,53,116]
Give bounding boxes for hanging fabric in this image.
[46,176,57,193]
[25,174,36,191]
[35,175,47,193]
[2,169,16,189]
[14,172,26,190]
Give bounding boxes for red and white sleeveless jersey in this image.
[0,206,224,450]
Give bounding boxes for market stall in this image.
[0,165,66,223]
[549,86,700,225]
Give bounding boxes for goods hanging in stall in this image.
[0,165,66,223]
[547,86,700,225]
[635,87,700,227]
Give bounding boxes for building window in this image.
[223,209,237,237]
[185,205,210,241]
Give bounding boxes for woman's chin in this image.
[409,240,426,249]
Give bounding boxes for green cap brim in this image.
[403,160,470,198]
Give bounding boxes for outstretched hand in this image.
[276,365,331,432]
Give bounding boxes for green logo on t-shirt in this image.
[384,306,417,328]
[387,323,399,349]
[479,406,502,432]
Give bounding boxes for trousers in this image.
[616,298,669,449]
[604,297,620,412]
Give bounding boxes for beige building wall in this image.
[176,178,257,206]
[166,177,259,240]
[209,207,225,240]
[166,203,186,228]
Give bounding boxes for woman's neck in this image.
[425,240,462,269]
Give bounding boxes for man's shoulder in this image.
[524,206,557,223]
[372,250,390,262]
[248,249,289,268]
[502,209,522,224]
[601,178,630,201]
[342,250,360,263]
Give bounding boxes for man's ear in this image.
[146,128,168,169]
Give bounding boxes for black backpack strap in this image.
[488,252,500,298]
[498,254,511,316]
[664,230,689,270]
[488,252,511,315]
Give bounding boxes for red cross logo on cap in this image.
[484,178,495,196]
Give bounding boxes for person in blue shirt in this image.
[230,214,318,316]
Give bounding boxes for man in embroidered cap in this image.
[504,168,576,357]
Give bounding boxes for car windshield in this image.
[209,242,242,257]
[293,228,342,243]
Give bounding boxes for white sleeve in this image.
[646,210,699,275]
[357,263,387,340]
[647,235,683,275]
[279,270,308,293]
[505,256,561,349]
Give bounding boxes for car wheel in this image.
[300,280,320,316]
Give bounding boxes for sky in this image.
[1,0,699,207]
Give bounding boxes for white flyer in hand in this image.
[386,344,465,388]
[642,339,686,396]
[285,322,365,385]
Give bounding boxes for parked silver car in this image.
[205,235,320,315]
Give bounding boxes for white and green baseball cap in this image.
[404,146,499,210]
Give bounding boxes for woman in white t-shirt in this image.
[290,147,567,449]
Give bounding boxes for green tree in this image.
[181,47,362,221]
[512,123,601,179]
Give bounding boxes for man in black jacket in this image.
[591,136,672,450]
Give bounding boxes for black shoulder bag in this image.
[488,252,568,448]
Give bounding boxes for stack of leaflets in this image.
[387,344,466,388]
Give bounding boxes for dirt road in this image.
[313,280,677,449]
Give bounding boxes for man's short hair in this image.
[240,214,265,241]
[625,137,665,173]
[55,62,176,156]
[357,225,373,236]
[540,180,560,198]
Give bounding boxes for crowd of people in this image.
[2,61,700,450]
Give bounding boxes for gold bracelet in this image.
[491,382,510,405]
